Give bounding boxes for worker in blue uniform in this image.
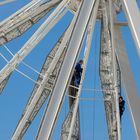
[73,59,83,87]
[69,60,83,106]
[119,96,125,121]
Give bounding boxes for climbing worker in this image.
[119,96,125,121]
[69,59,83,106]
[73,59,83,87]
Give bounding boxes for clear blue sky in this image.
[0,0,140,140]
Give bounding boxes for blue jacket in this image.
[75,63,83,79]
[119,100,125,113]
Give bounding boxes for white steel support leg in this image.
[121,0,140,56]
[100,0,121,139]
[109,1,121,140]
[12,12,77,140]
[61,104,80,140]
[67,0,99,139]
[36,0,96,139]
[0,0,69,85]
[114,26,140,140]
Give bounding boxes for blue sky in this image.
[0,0,139,140]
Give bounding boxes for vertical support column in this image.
[100,0,122,139]
[109,0,121,140]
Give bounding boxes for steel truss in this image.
[100,0,121,139]
[0,0,140,140]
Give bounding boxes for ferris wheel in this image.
[0,0,140,140]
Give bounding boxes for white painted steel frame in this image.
[36,0,96,139]
[0,0,43,31]
[60,104,80,139]
[100,0,121,139]
[115,26,140,140]
[12,11,77,140]
[67,0,99,139]
[0,0,139,139]
[121,0,140,56]
[0,0,47,24]
[0,0,69,86]
[0,0,61,45]
[109,0,121,139]
[36,9,80,140]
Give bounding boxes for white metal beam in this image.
[109,0,121,139]
[0,0,61,45]
[100,0,122,139]
[115,26,140,140]
[121,0,140,56]
[0,1,68,86]
[0,0,46,25]
[0,0,16,5]
[12,12,76,140]
[67,0,99,138]
[36,0,96,139]
[61,104,80,140]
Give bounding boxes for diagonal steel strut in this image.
[115,25,140,140]
[121,0,140,56]
[0,0,61,45]
[0,0,69,91]
[36,0,96,139]
[12,9,77,139]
